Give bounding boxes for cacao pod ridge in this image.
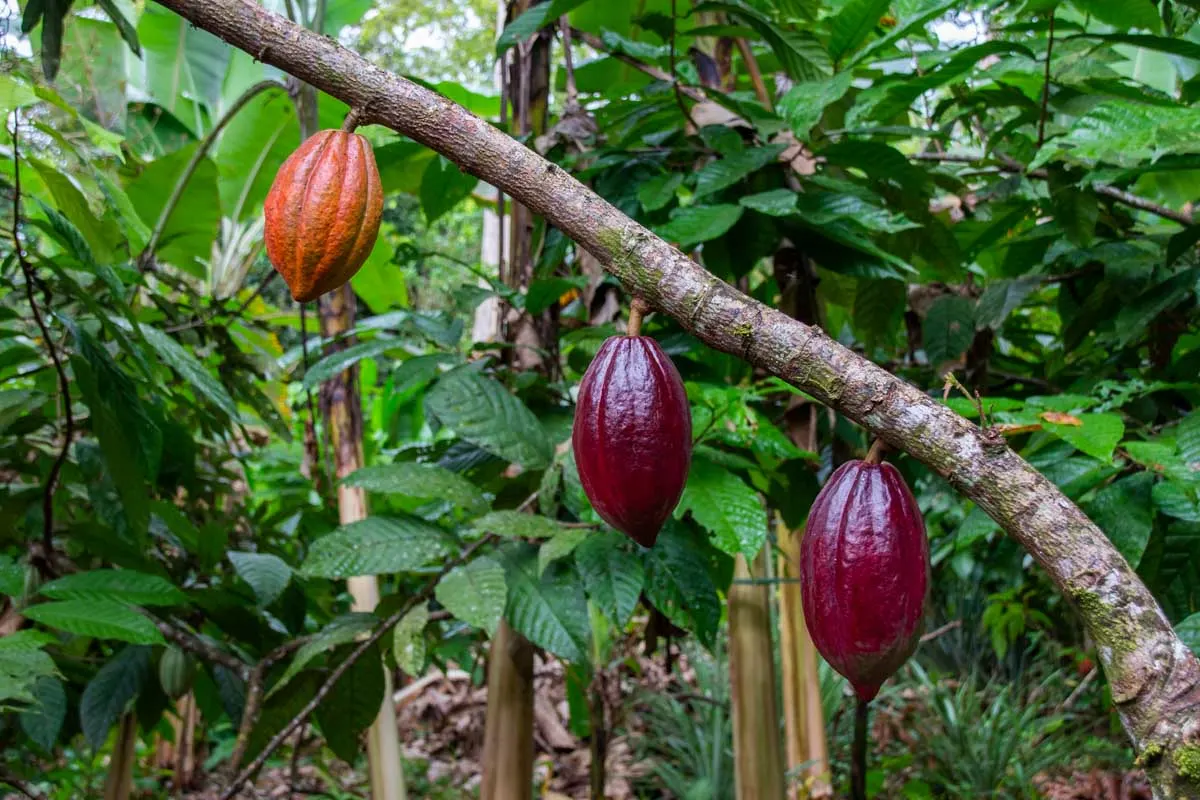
[799,459,929,702]
[572,335,692,548]
[263,129,383,303]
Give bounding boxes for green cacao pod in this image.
[158,646,195,699]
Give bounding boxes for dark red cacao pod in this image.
[572,336,692,548]
[263,129,383,303]
[800,459,929,702]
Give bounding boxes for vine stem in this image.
[9,111,73,561]
[626,297,651,336]
[851,698,869,800]
[139,80,284,268]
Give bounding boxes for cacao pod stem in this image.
[626,296,651,336]
[342,107,364,132]
[865,438,888,465]
[851,697,869,800]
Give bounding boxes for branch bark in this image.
[152,1,1200,794]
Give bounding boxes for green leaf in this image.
[135,324,239,420]
[1177,411,1200,469]
[315,642,385,763]
[497,544,591,663]
[975,277,1041,331]
[80,646,152,750]
[852,279,906,350]
[247,672,321,761]
[20,676,66,750]
[273,613,377,697]
[1043,413,1126,463]
[829,0,891,63]
[300,516,456,578]
[435,557,507,635]
[923,295,976,366]
[1152,480,1200,522]
[852,0,958,66]
[343,462,489,515]
[644,523,722,648]
[39,569,187,608]
[24,601,164,645]
[1177,613,1200,657]
[420,155,479,224]
[696,2,831,80]
[393,605,429,675]
[1047,171,1098,247]
[654,204,745,247]
[302,338,408,390]
[0,633,57,708]
[137,5,231,132]
[1067,33,1200,61]
[740,189,799,217]
[538,528,590,576]
[638,172,684,212]
[213,85,298,221]
[228,552,292,607]
[677,459,768,559]
[352,233,409,313]
[777,72,853,135]
[123,142,222,273]
[574,530,644,627]
[1071,0,1161,32]
[94,0,142,56]
[694,145,786,198]
[426,368,552,470]
[1085,473,1154,567]
[30,159,119,264]
[473,510,566,539]
[497,0,590,54]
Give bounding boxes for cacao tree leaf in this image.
[975,277,1041,331]
[695,1,831,80]
[393,605,429,676]
[343,462,490,515]
[134,324,240,420]
[496,543,591,663]
[1153,480,1200,522]
[315,642,386,764]
[80,645,152,750]
[538,528,590,576]
[426,367,553,470]
[302,338,409,390]
[677,459,768,559]
[246,671,322,761]
[497,0,590,54]
[777,72,853,135]
[1085,473,1155,567]
[922,295,976,366]
[852,279,906,349]
[227,552,292,607]
[851,0,959,67]
[694,145,787,198]
[1177,612,1200,656]
[1177,411,1200,469]
[20,675,66,751]
[0,633,58,708]
[1043,413,1126,463]
[644,522,722,648]
[23,601,164,645]
[654,204,744,248]
[272,613,377,698]
[1071,0,1161,32]
[574,530,644,627]
[435,557,506,635]
[739,188,799,216]
[638,172,684,212]
[420,155,480,224]
[1047,171,1098,247]
[828,0,892,63]
[300,516,455,579]
[473,510,565,539]
[39,569,188,607]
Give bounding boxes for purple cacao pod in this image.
[800,459,929,702]
[572,336,692,548]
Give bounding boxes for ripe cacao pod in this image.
[158,646,196,699]
[572,336,692,548]
[263,129,383,302]
[800,458,929,702]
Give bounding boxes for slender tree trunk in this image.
[103,713,137,800]
[480,619,536,800]
[318,283,407,800]
[777,517,830,798]
[730,552,786,800]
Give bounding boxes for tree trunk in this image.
[318,283,407,800]
[730,552,786,800]
[480,619,536,800]
[103,713,137,800]
[777,517,829,799]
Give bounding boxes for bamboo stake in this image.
[102,713,137,800]
[480,620,536,800]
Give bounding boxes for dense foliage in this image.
[0,0,1198,796]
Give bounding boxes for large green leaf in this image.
[497,0,591,54]
[272,613,377,697]
[315,642,385,763]
[694,145,786,198]
[343,462,490,515]
[420,155,479,224]
[777,72,854,136]
[39,569,187,607]
[695,1,831,80]
[922,295,976,366]
[124,143,223,274]
[975,277,1041,331]
[644,523,722,648]
[0,633,58,708]
[29,159,120,264]
[137,5,231,132]
[1071,0,1161,33]
[228,552,292,607]
[828,0,891,63]
[214,84,298,221]
[435,557,507,635]
[426,367,553,470]
[351,233,409,314]
[300,516,456,578]
[574,530,644,627]
[302,338,409,390]
[24,601,165,645]
[473,510,565,539]
[79,645,152,750]
[136,324,239,420]
[498,544,591,663]
[655,204,745,247]
[1086,473,1154,567]
[677,458,768,559]
[20,675,66,750]
[1042,413,1126,464]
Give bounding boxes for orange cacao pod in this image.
[263,129,383,302]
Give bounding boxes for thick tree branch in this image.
[153,1,1200,793]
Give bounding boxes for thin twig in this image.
[0,772,41,800]
[735,38,771,110]
[919,618,962,643]
[218,534,499,799]
[225,637,310,775]
[10,112,73,559]
[152,618,251,679]
[668,0,699,132]
[559,17,578,110]
[1036,14,1055,148]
